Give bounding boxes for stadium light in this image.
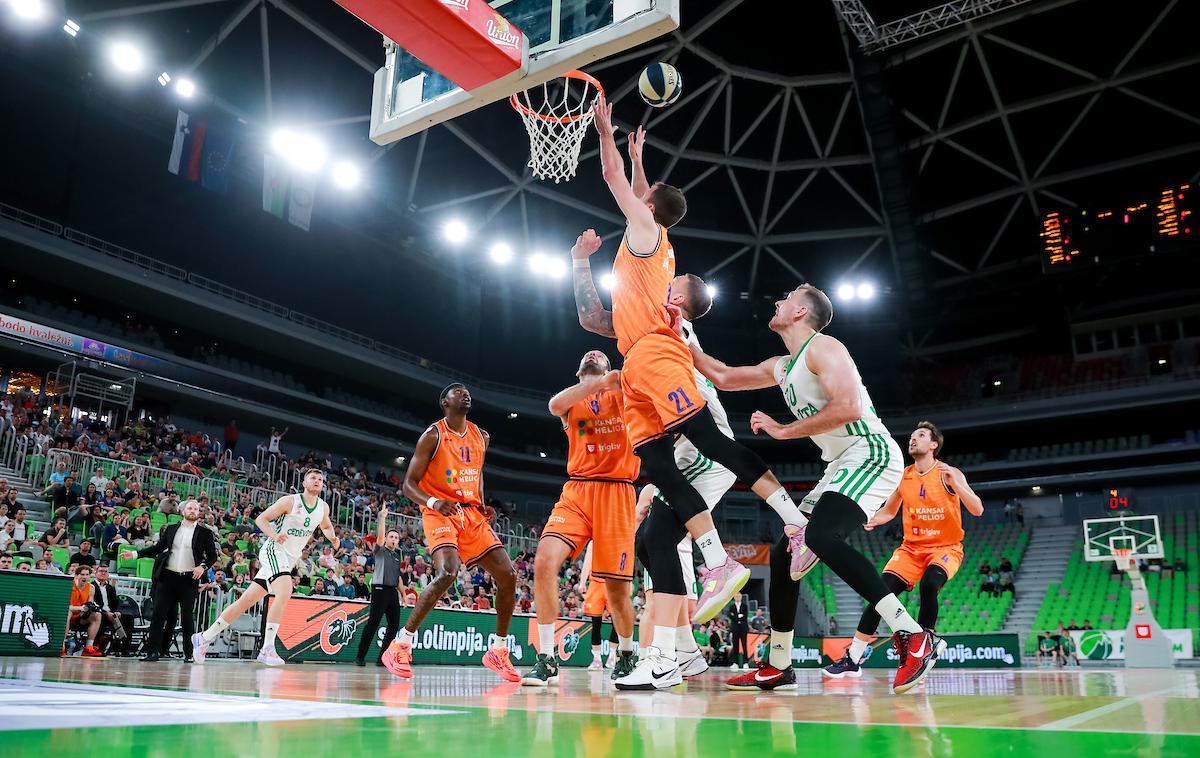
[109,42,144,74]
[175,78,196,98]
[331,161,360,190]
[507,413,518,419]
[489,242,514,265]
[157,72,171,86]
[544,256,567,279]
[63,18,80,36]
[706,284,717,299]
[270,129,326,172]
[836,283,855,301]
[601,273,616,290]
[856,282,876,300]
[443,219,469,245]
[9,0,44,21]
[527,253,548,274]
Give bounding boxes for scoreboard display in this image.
[1106,487,1134,512]
[1040,182,1196,272]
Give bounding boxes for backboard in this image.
[1082,514,1163,563]
[367,0,680,145]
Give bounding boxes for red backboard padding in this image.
[333,0,524,92]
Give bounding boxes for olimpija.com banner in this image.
[822,633,1022,668]
[271,595,610,666]
[0,571,73,656]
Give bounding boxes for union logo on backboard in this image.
[486,14,521,51]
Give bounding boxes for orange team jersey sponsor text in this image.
[420,418,487,507]
[611,224,678,356]
[565,391,639,481]
[898,462,964,547]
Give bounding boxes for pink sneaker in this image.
[693,558,751,623]
[482,647,520,682]
[190,633,209,664]
[785,523,820,580]
[382,640,413,679]
[256,647,285,667]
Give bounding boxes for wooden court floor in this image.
[1,657,1197,756]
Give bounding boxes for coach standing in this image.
[729,591,750,670]
[355,504,403,666]
[122,499,217,662]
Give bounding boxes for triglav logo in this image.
[485,14,521,51]
[1,602,52,649]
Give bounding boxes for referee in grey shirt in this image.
[356,504,404,666]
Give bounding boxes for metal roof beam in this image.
[81,0,234,22]
[266,0,376,75]
[183,0,258,75]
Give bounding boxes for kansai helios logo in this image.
[319,609,358,654]
[486,14,521,50]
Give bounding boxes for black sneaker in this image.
[610,650,636,680]
[520,654,559,687]
[822,650,863,679]
[354,658,366,667]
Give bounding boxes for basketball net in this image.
[1114,548,1134,573]
[511,71,603,184]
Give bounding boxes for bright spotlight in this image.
[836,283,855,301]
[270,129,326,172]
[109,42,144,74]
[706,284,717,299]
[331,161,360,189]
[600,273,616,290]
[10,0,44,21]
[856,282,876,300]
[443,219,469,245]
[63,19,80,36]
[175,78,195,98]
[489,242,513,265]
[544,256,567,279]
[157,72,171,86]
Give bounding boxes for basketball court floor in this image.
[2,658,1196,756]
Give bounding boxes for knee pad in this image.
[635,505,688,596]
[805,492,866,556]
[679,410,769,485]
[920,565,948,595]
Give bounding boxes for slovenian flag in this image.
[168,109,236,194]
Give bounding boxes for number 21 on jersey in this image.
[667,386,694,415]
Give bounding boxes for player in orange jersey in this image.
[381,383,519,683]
[520,350,640,686]
[576,106,810,690]
[823,421,984,678]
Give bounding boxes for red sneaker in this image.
[82,645,104,658]
[482,647,520,682]
[382,640,413,679]
[725,662,797,691]
[892,630,939,694]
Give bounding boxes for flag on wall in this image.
[168,109,236,194]
[263,154,317,231]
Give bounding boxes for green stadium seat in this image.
[136,558,155,579]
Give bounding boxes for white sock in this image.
[399,628,416,645]
[766,488,807,527]
[591,645,602,658]
[848,636,869,663]
[875,594,922,634]
[675,625,698,653]
[263,622,280,649]
[769,629,792,669]
[202,617,229,643]
[696,529,729,570]
[618,635,634,652]
[652,625,677,659]
[538,624,556,656]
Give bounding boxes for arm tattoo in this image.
[572,265,616,338]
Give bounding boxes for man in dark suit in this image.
[122,499,217,662]
[728,591,750,670]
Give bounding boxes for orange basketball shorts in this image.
[620,332,708,448]
[421,504,504,568]
[883,542,964,589]
[542,479,636,580]
[583,577,608,617]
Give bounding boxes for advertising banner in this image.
[271,596,608,666]
[1069,628,1194,660]
[822,633,1021,668]
[725,544,772,565]
[0,570,72,656]
[0,311,163,371]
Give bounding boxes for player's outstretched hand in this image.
[434,500,461,517]
[571,229,603,259]
[665,303,684,335]
[628,125,646,163]
[591,95,615,138]
[750,410,786,439]
[120,550,137,561]
[600,369,622,391]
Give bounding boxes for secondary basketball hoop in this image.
[1113,547,1134,573]
[510,70,603,183]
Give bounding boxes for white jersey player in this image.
[636,275,739,676]
[192,468,336,667]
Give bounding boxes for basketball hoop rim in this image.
[510,70,605,124]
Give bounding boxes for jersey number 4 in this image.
[667,386,695,415]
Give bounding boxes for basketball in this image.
[638,62,682,108]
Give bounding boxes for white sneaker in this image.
[730,662,740,669]
[613,647,682,691]
[190,633,208,664]
[678,648,709,678]
[588,657,603,671]
[606,649,619,669]
[257,647,285,667]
